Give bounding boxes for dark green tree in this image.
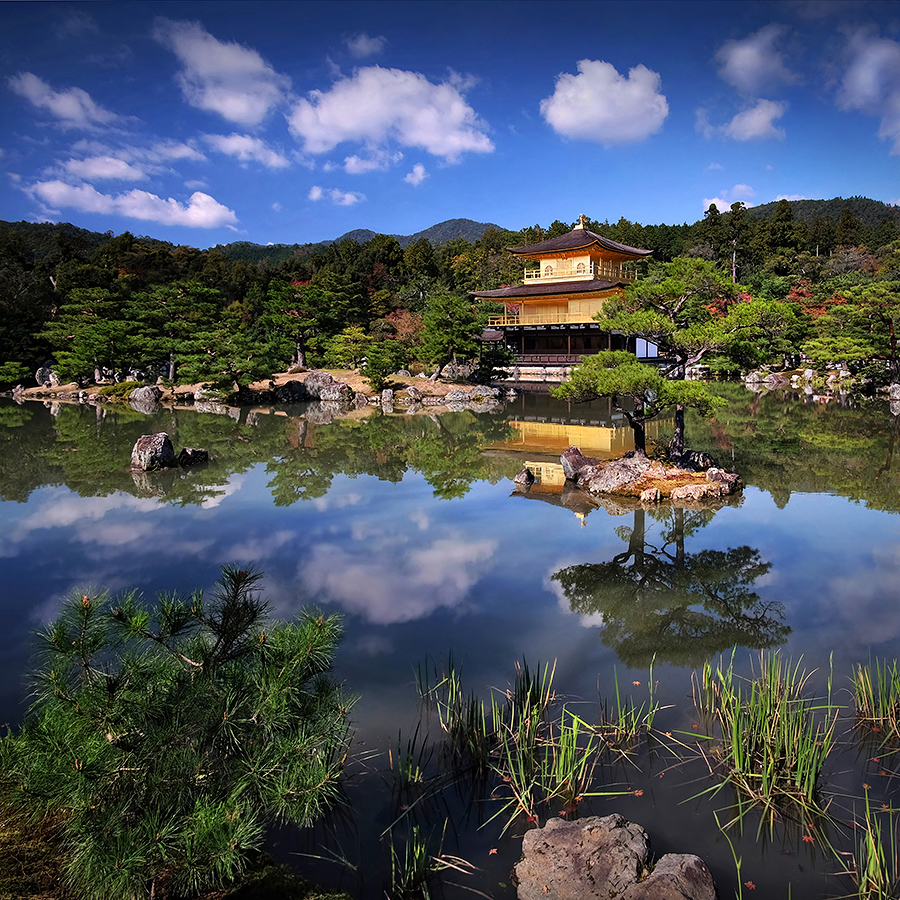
[419,293,480,371]
[0,566,352,900]
[552,351,725,454]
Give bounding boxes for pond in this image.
[1,385,900,899]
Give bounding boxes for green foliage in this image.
[553,352,725,453]
[322,326,372,369]
[95,380,144,400]
[695,652,839,828]
[0,360,30,387]
[361,340,405,393]
[0,567,353,900]
[419,293,480,370]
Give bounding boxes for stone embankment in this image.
[10,367,518,417]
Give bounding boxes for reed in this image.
[853,658,900,741]
[387,824,431,899]
[389,722,434,789]
[695,651,839,825]
[595,667,661,751]
[842,789,900,900]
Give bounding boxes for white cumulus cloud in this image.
[715,24,798,95]
[204,133,290,168]
[837,29,900,153]
[153,18,291,127]
[345,32,387,59]
[307,185,364,206]
[288,66,494,163]
[405,163,428,186]
[300,535,497,624]
[8,72,119,129]
[63,155,148,181]
[28,180,237,227]
[725,99,787,140]
[540,59,668,146]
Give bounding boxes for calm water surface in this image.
[2,386,900,899]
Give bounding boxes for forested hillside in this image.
[1,197,899,392]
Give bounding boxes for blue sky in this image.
[3,0,900,247]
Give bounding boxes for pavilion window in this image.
[544,265,554,276]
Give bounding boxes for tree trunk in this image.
[670,405,685,459]
[168,351,175,382]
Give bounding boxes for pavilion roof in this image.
[507,227,652,259]
[471,278,621,299]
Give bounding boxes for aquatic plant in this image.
[853,659,900,742]
[695,651,839,828]
[842,789,900,900]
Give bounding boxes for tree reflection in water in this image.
[552,507,789,668]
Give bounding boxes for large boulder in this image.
[275,380,309,402]
[514,815,716,900]
[583,455,657,494]
[560,446,602,481]
[515,814,649,900]
[129,385,162,414]
[131,433,176,471]
[621,854,716,900]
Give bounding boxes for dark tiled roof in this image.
[508,228,652,258]
[471,278,620,299]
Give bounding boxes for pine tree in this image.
[0,567,353,900]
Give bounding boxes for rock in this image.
[514,467,535,486]
[406,385,423,401]
[561,446,602,480]
[275,380,309,402]
[705,467,742,494]
[674,450,717,471]
[303,371,352,401]
[470,385,501,400]
[395,369,411,377]
[583,455,654,494]
[429,371,440,382]
[641,487,662,503]
[670,482,722,501]
[128,385,162,414]
[890,383,900,401]
[621,854,716,900]
[353,392,369,409]
[744,369,765,383]
[178,447,208,467]
[515,814,649,900]
[445,388,471,402]
[804,368,815,381]
[891,400,900,417]
[381,388,394,405]
[194,384,226,401]
[131,433,176,471]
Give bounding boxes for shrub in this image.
[0,567,353,900]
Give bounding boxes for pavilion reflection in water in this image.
[493,409,671,526]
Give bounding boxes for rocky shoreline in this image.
[7,367,518,417]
